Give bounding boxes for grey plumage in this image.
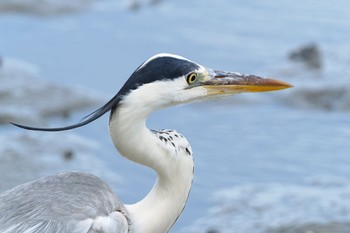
[0,172,129,233]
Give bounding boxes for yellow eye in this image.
[186,72,197,84]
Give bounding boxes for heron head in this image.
[11,53,292,131]
[116,53,292,111]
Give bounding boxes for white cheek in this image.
[175,86,208,104]
[122,78,208,110]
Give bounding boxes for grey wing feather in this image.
[0,172,129,233]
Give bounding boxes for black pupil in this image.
[189,74,196,82]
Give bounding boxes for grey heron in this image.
[0,53,292,233]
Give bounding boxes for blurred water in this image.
[1,0,350,232]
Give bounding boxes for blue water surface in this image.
[1,0,350,232]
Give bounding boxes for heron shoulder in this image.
[0,172,130,233]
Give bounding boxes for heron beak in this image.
[201,70,293,95]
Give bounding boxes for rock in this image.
[0,57,106,125]
[288,43,322,70]
[268,222,350,233]
[0,0,94,17]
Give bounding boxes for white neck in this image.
[109,100,194,233]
